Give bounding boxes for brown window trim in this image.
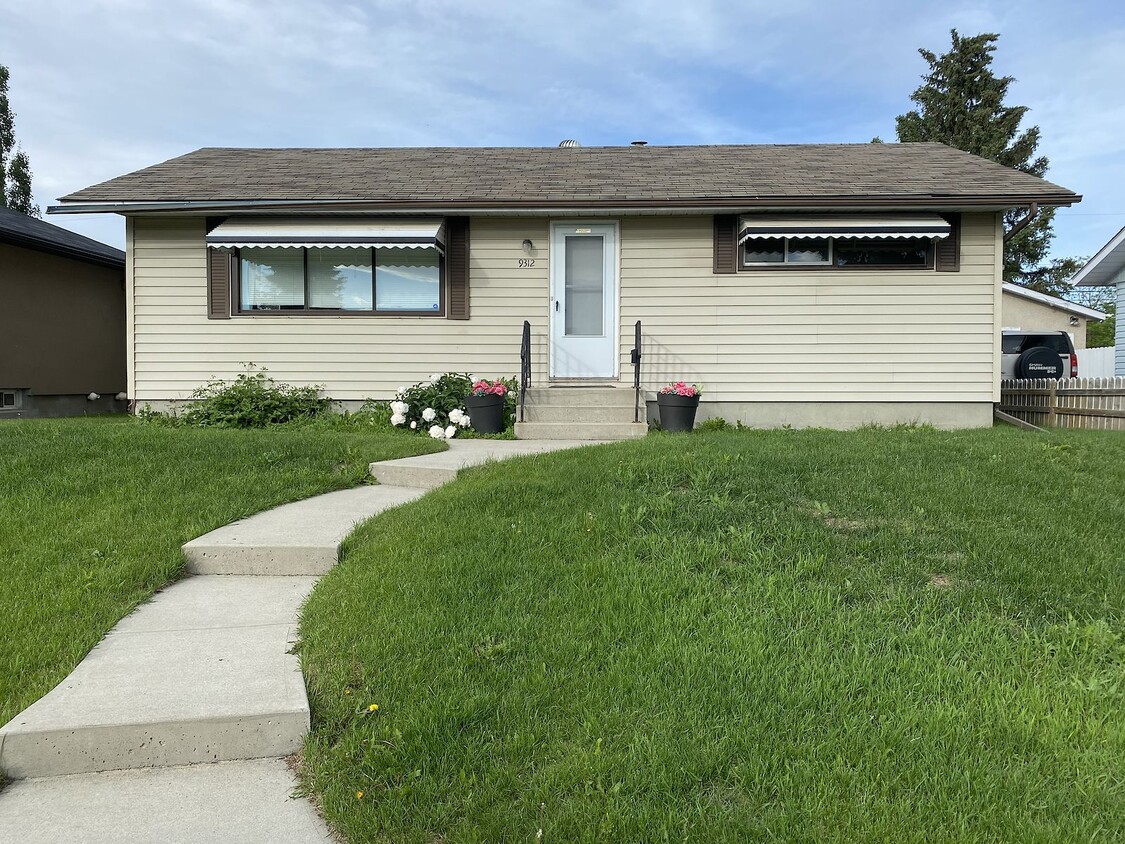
[231,246,447,317]
[737,237,937,272]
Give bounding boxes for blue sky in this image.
[2,0,1123,261]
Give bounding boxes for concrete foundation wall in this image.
[649,400,994,430]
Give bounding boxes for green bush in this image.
[142,366,332,428]
[389,373,519,437]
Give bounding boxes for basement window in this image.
[1,390,22,410]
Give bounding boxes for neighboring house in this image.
[50,142,1079,433]
[0,207,127,418]
[1072,225,1125,376]
[1000,282,1105,348]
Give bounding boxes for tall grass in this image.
[0,417,440,725]
[300,427,1125,843]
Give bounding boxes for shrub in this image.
[388,373,519,438]
[145,366,332,428]
[697,417,729,431]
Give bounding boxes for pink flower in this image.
[472,379,509,397]
[659,381,701,397]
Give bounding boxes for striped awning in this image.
[738,215,951,243]
[205,218,445,250]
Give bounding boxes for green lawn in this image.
[0,417,442,727]
[299,426,1125,843]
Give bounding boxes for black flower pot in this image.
[657,393,700,433]
[465,393,506,434]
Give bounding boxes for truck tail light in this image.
[1070,353,1078,378]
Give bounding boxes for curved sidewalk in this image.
[0,439,604,843]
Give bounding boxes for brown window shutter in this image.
[713,215,737,274]
[935,213,961,272]
[446,216,470,319]
[207,247,233,319]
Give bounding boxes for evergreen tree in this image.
[895,31,1060,287]
[0,63,39,217]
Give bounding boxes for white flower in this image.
[445,425,457,439]
[428,424,445,439]
[430,372,442,382]
[397,385,408,395]
[448,408,463,424]
[459,415,471,428]
[422,407,437,422]
[390,413,406,426]
[390,400,409,415]
[410,420,417,429]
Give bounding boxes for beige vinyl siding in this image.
[130,216,549,401]
[130,213,999,405]
[620,213,1000,403]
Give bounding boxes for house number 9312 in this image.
[518,258,536,268]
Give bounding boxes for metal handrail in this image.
[630,320,642,423]
[519,320,531,422]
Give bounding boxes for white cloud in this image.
[1,0,1121,258]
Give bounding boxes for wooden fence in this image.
[999,377,1125,431]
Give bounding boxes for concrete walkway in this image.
[0,439,602,843]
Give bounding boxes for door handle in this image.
[555,300,560,312]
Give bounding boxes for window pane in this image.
[834,238,930,267]
[786,237,830,263]
[564,236,604,336]
[375,247,441,312]
[744,238,784,263]
[308,247,372,310]
[240,247,304,310]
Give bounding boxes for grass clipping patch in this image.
[299,428,1125,843]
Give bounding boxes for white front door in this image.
[550,222,618,378]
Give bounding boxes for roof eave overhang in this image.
[48,193,1082,217]
[0,231,125,269]
[1072,224,1125,287]
[1001,282,1107,320]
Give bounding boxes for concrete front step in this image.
[370,439,608,488]
[521,403,638,423]
[515,421,647,440]
[523,386,635,406]
[0,577,314,779]
[183,485,425,576]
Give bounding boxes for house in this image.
[1072,225,1125,376]
[1000,282,1105,348]
[0,207,127,418]
[49,142,1079,434]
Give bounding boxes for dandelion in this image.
[356,791,364,800]
[367,703,379,712]
[422,407,437,422]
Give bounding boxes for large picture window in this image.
[236,246,443,314]
[375,248,441,312]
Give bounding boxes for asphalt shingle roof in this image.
[56,143,1078,208]
[0,206,124,267]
